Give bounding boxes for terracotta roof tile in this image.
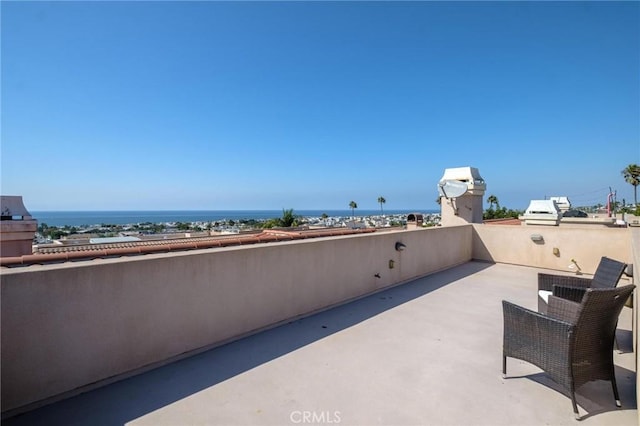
[2,228,378,267]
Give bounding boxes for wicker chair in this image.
[503,284,635,419]
[537,256,627,314]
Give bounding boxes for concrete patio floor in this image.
[4,261,637,426]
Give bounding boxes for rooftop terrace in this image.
[3,261,636,426]
[2,219,639,426]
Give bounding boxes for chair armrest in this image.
[547,295,581,323]
[503,300,574,362]
[538,273,591,292]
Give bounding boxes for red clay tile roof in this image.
[1,228,377,267]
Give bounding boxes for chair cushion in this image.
[538,290,552,304]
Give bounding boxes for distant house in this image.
[89,236,141,244]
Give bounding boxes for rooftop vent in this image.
[549,196,571,212]
[522,200,561,226]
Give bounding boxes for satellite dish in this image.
[438,180,468,199]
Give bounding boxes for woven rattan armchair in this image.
[537,256,627,313]
[503,284,635,419]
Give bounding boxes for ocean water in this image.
[31,210,438,227]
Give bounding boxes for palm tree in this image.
[487,194,499,210]
[279,208,297,227]
[377,196,386,216]
[622,164,640,206]
[349,201,358,219]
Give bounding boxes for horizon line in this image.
[30,208,438,212]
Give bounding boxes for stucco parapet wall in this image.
[1,228,377,267]
[471,223,633,274]
[560,217,618,227]
[0,225,472,414]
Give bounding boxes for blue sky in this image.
[2,1,639,211]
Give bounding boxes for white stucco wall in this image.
[471,224,632,273]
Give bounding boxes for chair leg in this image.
[614,320,623,353]
[502,355,507,379]
[611,373,622,407]
[570,385,580,419]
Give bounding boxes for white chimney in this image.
[438,167,486,226]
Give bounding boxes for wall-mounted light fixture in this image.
[530,234,544,243]
[568,258,582,275]
[395,242,406,251]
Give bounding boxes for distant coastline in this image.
[31,210,439,227]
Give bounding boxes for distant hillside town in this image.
[34,212,442,248]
